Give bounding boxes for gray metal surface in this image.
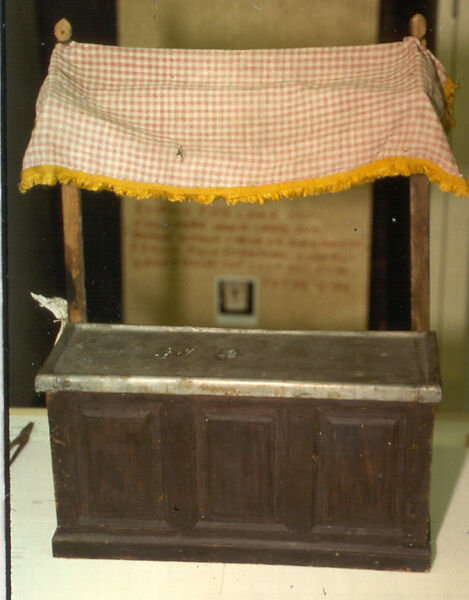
[35,324,441,402]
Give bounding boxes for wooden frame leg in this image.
[409,175,430,331]
[61,184,87,322]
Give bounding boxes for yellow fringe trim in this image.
[19,157,469,204]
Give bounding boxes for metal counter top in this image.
[35,323,441,402]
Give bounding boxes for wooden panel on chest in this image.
[196,406,282,524]
[313,402,433,546]
[316,406,407,531]
[78,407,162,521]
[49,393,167,527]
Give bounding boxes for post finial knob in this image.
[54,18,72,43]
[409,13,427,47]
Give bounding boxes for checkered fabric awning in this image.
[20,37,469,203]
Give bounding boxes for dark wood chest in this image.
[39,324,440,571]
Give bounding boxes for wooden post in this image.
[408,15,430,332]
[409,175,430,332]
[61,184,87,322]
[53,21,86,322]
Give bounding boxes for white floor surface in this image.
[9,408,469,600]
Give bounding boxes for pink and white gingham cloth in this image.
[20,37,468,198]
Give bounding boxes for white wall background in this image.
[431,0,469,411]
